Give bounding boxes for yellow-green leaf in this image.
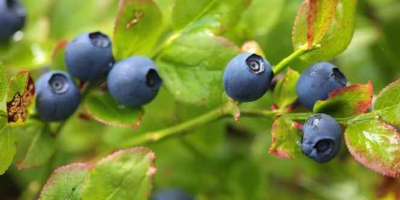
[374,79,400,126]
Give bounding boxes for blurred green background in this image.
[1,0,399,200]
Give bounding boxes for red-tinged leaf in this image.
[6,71,35,125]
[269,116,302,159]
[345,119,400,177]
[297,0,358,62]
[293,0,338,49]
[39,163,92,200]
[374,79,400,126]
[314,82,373,118]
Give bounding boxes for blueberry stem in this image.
[283,112,378,125]
[273,44,319,74]
[239,109,278,118]
[120,101,240,147]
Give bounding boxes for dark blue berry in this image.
[301,114,342,163]
[296,62,347,110]
[65,31,114,82]
[223,53,274,102]
[152,189,194,200]
[0,0,26,41]
[107,56,162,107]
[35,71,81,122]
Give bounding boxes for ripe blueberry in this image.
[35,71,81,122]
[223,53,274,102]
[301,114,342,163]
[296,62,347,110]
[0,0,26,41]
[152,189,194,200]
[107,56,162,107]
[65,31,114,82]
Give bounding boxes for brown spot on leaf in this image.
[126,10,144,30]
[7,73,35,124]
[22,76,35,107]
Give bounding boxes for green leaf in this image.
[0,62,7,103]
[39,163,92,200]
[14,119,56,169]
[0,110,16,175]
[272,68,300,109]
[374,80,400,126]
[228,162,265,200]
[157,32,240,106]
[294,0,357,62]
[49,0,115,39]
[51,40,68,71]
[269,116,302,159]
[80,147,156,200]
[292,0,338,49]
[85,90,144,128]
[345,119,400,177]
[171,0,250,34]
[113,0,162,60]
[314,82,373,118]
[238,0,285,38]
[6,71,35,125]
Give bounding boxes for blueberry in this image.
[152,189,194,200]
[223,53,274,102]
[65,31,114,82]
[0,0,26,41]
[301,114,342,163]
[107,56,162,107]
[35,71,81,122]
[296,62,347,110]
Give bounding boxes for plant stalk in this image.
[273,44,319,74]
[120,104,234,147]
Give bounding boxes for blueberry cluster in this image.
[7,0,345,163]
[35,31,162,122]
[223,55,347,163]
[0,0,26,41]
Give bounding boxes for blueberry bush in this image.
[0,0,399,199]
